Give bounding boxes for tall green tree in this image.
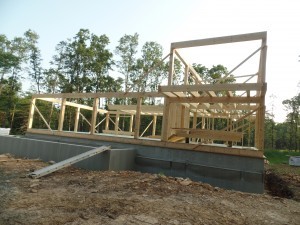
[52,29,114,94]
[25,30,43,93]
[115,33,139,92]
[0,32,29,128]
[131,41,167,93]
[283,93,300,151]
[89,33,114,92]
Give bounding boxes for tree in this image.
[131,41,167,93]
[89,34,114,92]
[115,33,139,92]
[0,35,21,95]
[264,113,276,149]
[25,30,43,93]
[0,32,28,128]
[282,93,300,151]
[193,64,235,84]
[52,29,114,94]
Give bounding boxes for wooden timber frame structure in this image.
[27,32,267,158]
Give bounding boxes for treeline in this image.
[265,93,300,151]
[0,29,299,151]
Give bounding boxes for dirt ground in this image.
[0,154,300,225]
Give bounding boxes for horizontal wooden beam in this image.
[159,83,267,93]
[37,98,107,113]
[192,103,257,111]
[33,91,164,99]
[108,105,163,112]
[173,129,243,142]
[171,31,267,49]
[168,96,262,104]
[102,130,134,136]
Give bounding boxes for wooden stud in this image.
[152,115,157,136]
[115,113,120,132]
[168,49,175,85]
[162,98,170,141]
[129,114,134,132]
[58,98,66,132]
[74,107,80,132]
[105,113,109,130]
[28,98,36,129]
[90,98,99,134]
[134,97,142,139]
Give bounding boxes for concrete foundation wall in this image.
[0,135,135,171]
[0,134,264,193]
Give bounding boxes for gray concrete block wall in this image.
[0,135,135,171]
[1,134,264,193]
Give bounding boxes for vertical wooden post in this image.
[201,117,205,129]
[255,36,267,150]
[228,117,233,147]
[180,105,185,128]
[28,98,36,129]
[162,98,170,141]
[90,98,99,135]
[248,118,251,147]
[105,113,109,130]
[58,98,66,131]
[129,114,134,132]
[134,97,142,139]
[152,115,157,136]
[184,65,189,85]
[74,107,80,132]
[115,113,120,133]
[192,112,197,142]
[168,49,175,85]
[192,112,197,129]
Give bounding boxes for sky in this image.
[0,0,299,122]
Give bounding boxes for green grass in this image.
[264,149,300,165]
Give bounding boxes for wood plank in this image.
[174,129,243,142]
[74,107,80,132]
[171,31,267,49]
[33,91,164,99]
[129,114,134,132]
[152,115,157,136]
[58,98,66,131]
[27,98,36,129]
[108,105,163,113]
[90,98,99,135]
[134,97,142,139]
[102,130,134,136]
[168,96,261,104]
[168,134,185,143]
[161,98,170,141]
[159,83,266,93]
[168,49,175,85]
[37,98,107,113]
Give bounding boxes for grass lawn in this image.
[264,149,300,175]
[264,149,300,165]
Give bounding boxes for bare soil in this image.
[0,154,300,225]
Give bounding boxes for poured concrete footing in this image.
[0,134,264,193]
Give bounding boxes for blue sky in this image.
[1,0,300,122]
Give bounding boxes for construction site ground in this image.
[0,154,300,225]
